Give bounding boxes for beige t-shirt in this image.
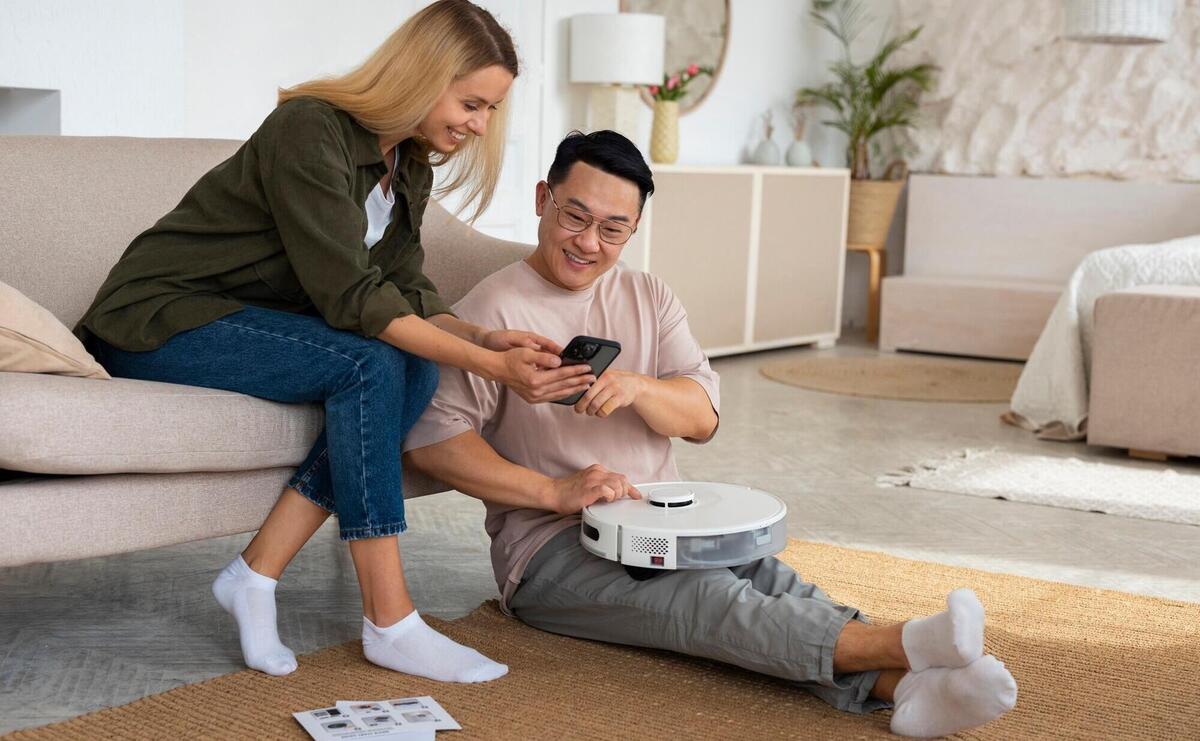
[404,260,720,611]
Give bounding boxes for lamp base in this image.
[587,85,644,141]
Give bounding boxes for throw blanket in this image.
[1005,234,1200,440]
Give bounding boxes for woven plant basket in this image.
[846,162,907,247]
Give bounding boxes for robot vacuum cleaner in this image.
[580,481,787,570]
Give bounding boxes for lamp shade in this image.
[569,13,665,85]
[1064,0,1175,44]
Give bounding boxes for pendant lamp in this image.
[1063,0,1175,44]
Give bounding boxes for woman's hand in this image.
[573,370,645,418]
[493,347,594,404]
[482,329,562,355]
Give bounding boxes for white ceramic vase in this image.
[786,140,813,167]
[751,139,781,166]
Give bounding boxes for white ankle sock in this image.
[901,588,985,672]
[211,555,297,676]
[890,655,1018,738]
[362,611,508,683]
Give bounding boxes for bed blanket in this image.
[1005,235,1200,440]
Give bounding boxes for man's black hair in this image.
[546,130,655,211]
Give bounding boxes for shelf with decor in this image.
[622,164,850,357]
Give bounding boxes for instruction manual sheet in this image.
[293,695,460,740]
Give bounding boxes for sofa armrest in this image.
[1088,285,1200,457]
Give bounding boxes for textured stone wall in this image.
[893,0,1200,181]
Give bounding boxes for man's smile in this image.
[563,249,596,267]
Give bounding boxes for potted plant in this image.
[797,0,937,249]
[646,64,713,164]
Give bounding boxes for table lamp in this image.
[569,13,665,139]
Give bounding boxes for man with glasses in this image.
[403,130,1016,737]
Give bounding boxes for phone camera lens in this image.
[582,343,599,358]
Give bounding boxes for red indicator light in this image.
[651,556,664,566]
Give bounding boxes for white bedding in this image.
[1006,234,1200,440]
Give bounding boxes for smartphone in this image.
[552,335,622,406]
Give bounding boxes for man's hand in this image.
[546,464,642,514]
[482,329,562,355]
[493,347,594,404]
[574,369,646,418]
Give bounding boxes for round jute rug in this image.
[760,354,1024,402]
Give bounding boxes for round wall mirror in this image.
[621,0,730,115]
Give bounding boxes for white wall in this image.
[0,0,884,330]
[182,0,567,242]
[894,0,1200,182]
[651,0,827,166]
[0,0,564,243]
[0,0,184,136]
[181,0,420,140]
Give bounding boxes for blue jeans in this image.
[90,305,439,540]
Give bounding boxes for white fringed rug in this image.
[879,449,1200,526]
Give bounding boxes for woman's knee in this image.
[351,340,410,385]
[353,343,438,405]
[408,356,440,405]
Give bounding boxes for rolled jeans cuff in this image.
[288,449,335,512]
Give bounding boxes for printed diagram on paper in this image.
[293,695,460,740]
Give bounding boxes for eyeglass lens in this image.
[557,205,632,245]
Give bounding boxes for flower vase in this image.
[650,100,679,164]
[751,139,781,166]
[786,139,813,167]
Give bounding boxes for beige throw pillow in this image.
[0,280,111,379]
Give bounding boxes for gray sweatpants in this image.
[510,527,888,714]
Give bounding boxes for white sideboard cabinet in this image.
[622,165,849,357]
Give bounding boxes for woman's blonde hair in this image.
[278,0,518,222]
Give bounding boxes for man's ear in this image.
[534,181,548,217]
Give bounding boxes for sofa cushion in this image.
[880,275,1062,361]
[0,280,111,379]
[0,372,322,475]
[1,136,244,328]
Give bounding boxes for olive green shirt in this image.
[76,97,454,352]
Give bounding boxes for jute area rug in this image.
[760,355,1023,402]
[8,541,1197,740]
[881,448,1200,526]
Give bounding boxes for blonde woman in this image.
[76,0,594,682]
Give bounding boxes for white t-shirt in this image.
[363,149,397,249]
[404,260,721,612]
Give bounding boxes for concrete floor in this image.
[2,340,1198,733]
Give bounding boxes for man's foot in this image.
[890,655,1018,738]
[901,588,985,672]
[362,611,508,683]
[212,555,298,676]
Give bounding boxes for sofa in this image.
[880,174,1200,360]
[1088,285,1200,459]
[0,135,529,567]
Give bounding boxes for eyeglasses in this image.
[545,187,636,246]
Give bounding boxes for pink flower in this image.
[648,85,660,96]
[687,64,700,76]
[667,75,680,90]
